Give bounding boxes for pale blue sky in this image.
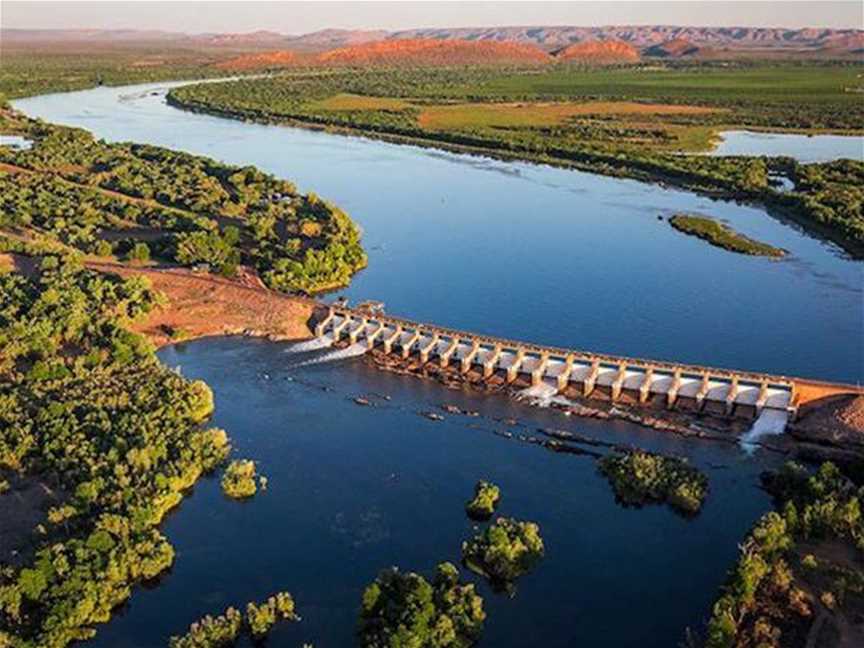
[3,1,862,32]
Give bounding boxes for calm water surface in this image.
[712,129,864,163]
[85,337,775,648]
[14,82,862,383]
[10,82,862,646]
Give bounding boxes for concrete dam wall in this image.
[312,305,833,420]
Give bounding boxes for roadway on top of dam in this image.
[314,304,864,416]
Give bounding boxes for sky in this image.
[2,0,862,33]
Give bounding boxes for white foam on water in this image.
[286,335,334,353]
[740,409,789,454]
[292,342,367,368]
[515,380,567,408]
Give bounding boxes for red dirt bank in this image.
[86,262,314,348]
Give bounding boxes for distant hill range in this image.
[4,25,862,62]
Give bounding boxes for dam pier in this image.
[312,304,824,421]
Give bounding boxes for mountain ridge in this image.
[3,25,862,56]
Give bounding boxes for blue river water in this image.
[9,82,862,647]
[712,129,864,163]
[13,82,862,384]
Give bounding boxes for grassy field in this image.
[415,100,721,129]
[462,64,864,106]
[310,93,412,112]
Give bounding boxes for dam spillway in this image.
[313,305,814,420]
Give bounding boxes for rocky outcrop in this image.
[216,50,300,70]
[643,38,701,58]
[555,40,639,64]
[315,38,550,67]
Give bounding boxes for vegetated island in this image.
[669,213,787,257]
[461,517,545,590]
[705,461,864,648]
[221,459,262,499]
[598,450,709,515]
[169,590,297,647]
[465,480,501,521]
[358,562,485,648]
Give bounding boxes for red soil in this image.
[85,262,314,348]
[216,50,302,70]
[315,38,550,67]
[555,40,639,64]
[791,394,864,453]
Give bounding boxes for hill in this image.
[315,39,550,66]
[387,25,864,55]
[643,38,701,58]
[3,25,862,59]
[555,40,639,63]
[216,50,301,70]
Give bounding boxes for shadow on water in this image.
[84,337,782,648]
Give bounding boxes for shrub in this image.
[358,562,484,648]
[246,592,296,638]
[465,481,500,520]
[461,517,544,587]
[598,450,708,515]
[169,607,243,648]
[221,460,258,499]
[125,241,151,263]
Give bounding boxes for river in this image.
[711,129,864,163]
[10,82,862,647]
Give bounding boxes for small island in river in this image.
[465,481,501,521]
[669,213,787,257]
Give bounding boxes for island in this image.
[461,517,545,588]
[598,450,709,515]
[465,481,501,521]
[669,213,787,257]
[358,562,485,648]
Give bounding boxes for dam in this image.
[314,304,810,420]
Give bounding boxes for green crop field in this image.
[468,65,864,105]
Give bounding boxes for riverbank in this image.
[85,261,316,348]
[166,92,864,259]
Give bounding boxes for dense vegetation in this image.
[0,48,229,102]
[0,104,361,646]
[168,590,297,647]
[706,462,864,647]
[669,214,787,257]
[0,111,366,293]
[0,242,233,647]
[358,562,485,648]
[464,481,500,521]
[220,459,259,499]
[598,450,708,515]
[461,518,544,589]
[168,63,864,256]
